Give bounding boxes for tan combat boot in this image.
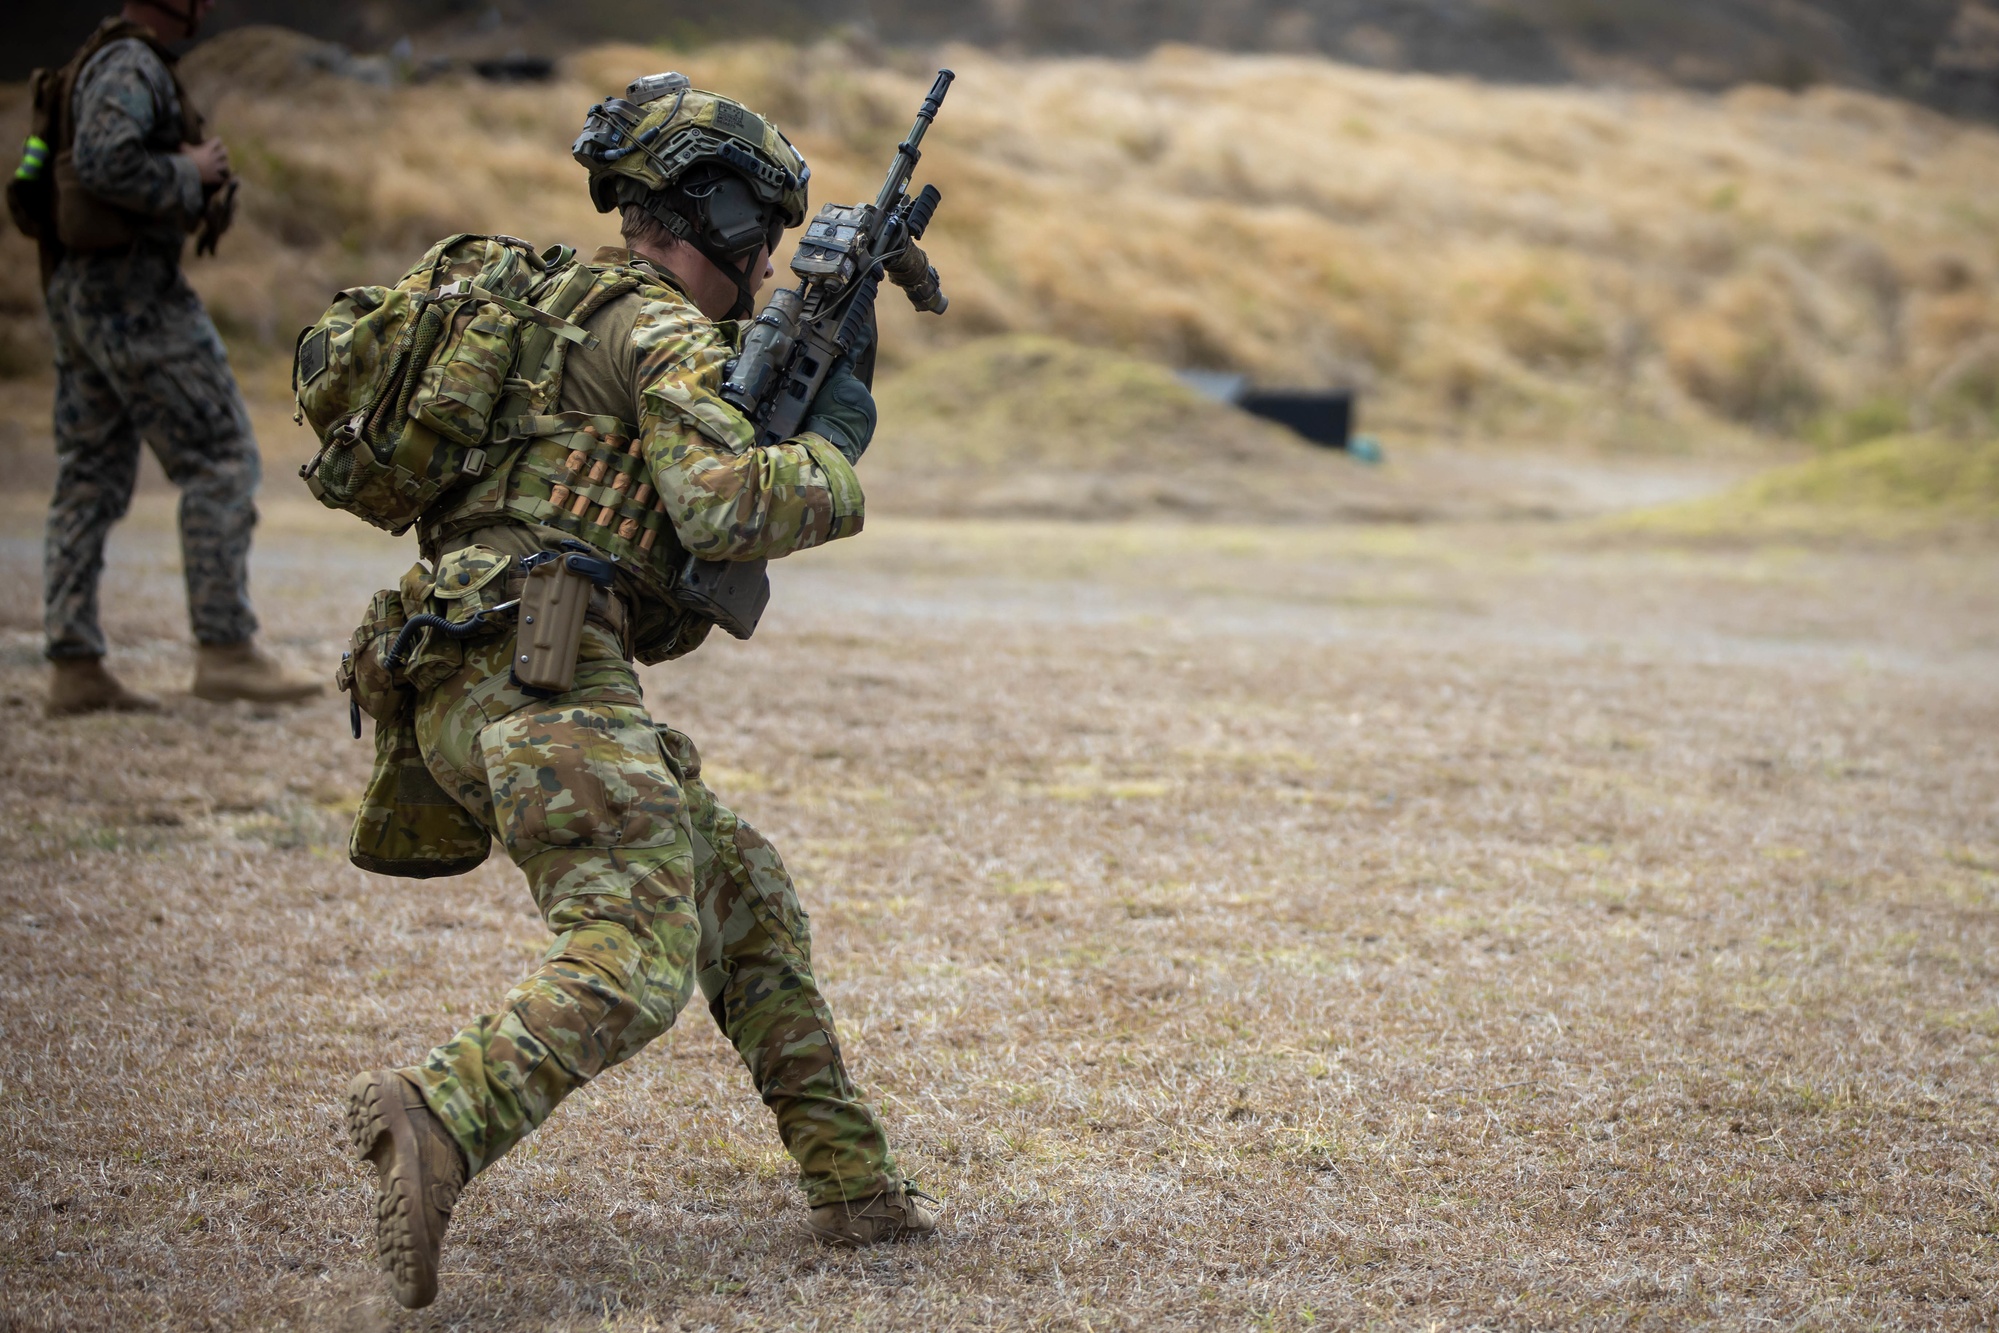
[346,1071,466,1310]
[808,1185,942,1246]
[191,639,323,704]
[46,657,162,717]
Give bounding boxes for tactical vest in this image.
[50,18,203,252]
[418,257,700,646]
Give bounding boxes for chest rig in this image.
[421,260,694,614]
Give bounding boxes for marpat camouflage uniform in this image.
[43,36,259,661]
[395,249,900,1204]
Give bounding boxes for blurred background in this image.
[4,0,1999,526]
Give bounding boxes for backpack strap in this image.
[540,270,641,409]
[417,261,650,560]
[493,259,600,422]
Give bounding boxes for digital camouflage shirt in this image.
[69,37,204,251]
[438,247,863,659]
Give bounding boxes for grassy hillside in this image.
[862,334,1391,520]
[3,29,1999,473]
[1616,433,1999,540]
[13,1,1988,117]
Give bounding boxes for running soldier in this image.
[20,2,320,713]
[329,80,937,1309]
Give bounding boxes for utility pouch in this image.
[514,545,616,694]
[338,587,414,724]
[349,706,491,879]
[675,554,770,641]
[53,150,145,250]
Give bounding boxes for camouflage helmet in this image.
[572,73,810,239]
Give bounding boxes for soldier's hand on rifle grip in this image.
[182,136,230,187]
[803,354,877,465]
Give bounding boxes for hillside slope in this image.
[2,31,1997,469]
[11,2,1996,120]
[1617,434,1999,540]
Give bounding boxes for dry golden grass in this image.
[1,494,1996,1329]
[1615,432,1999,542]
[7,28,1999,456]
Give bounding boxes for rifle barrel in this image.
[876,69,955,212]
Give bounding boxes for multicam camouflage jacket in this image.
[420,245,864,663]
[68,32,205,251]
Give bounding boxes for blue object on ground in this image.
[1347,435,1384,464]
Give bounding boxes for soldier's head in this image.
[573,74,809,321]
[120,0,215,42]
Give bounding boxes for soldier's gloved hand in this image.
[802,353,877,466]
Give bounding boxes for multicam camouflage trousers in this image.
[43,245,260,660]
[404,631,902,1205]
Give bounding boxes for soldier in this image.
[33,2,320,714]
[340,81,936,1310]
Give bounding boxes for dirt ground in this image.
[1,474,1997,1330]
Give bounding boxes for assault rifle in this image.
[677,68,955,639]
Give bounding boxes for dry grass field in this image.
[1,483,1996,1330]
[3,24,1999,1331]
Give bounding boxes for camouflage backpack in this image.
[292,233,596,534]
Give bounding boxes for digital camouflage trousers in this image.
[43,245,260,660]
[403,631,901,1205]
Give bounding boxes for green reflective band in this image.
[14,134,49,182]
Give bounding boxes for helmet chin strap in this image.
[708,249,762,322]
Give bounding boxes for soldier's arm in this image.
[71,41,203,222]
[634,298,864,562]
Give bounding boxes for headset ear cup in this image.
[675,170,770,261]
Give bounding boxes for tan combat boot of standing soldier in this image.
[45,656,161,716]
[191,639,323,703]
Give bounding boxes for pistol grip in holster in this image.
[514,545,617,694]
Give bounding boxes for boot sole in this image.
[345,1072,441,1310]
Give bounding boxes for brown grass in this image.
[6,29,1999,453]
[1615,432,1999,542]
[1,495,1996,1329]
[2,28,1998,1329]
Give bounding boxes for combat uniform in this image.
[41,24,260,662]
[394,248,897,1202]
[336,77,932,1308]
